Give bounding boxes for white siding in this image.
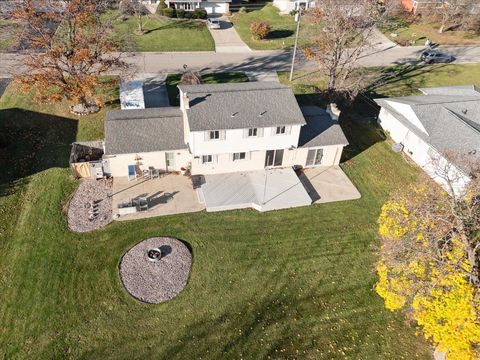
[105,149,191,177]
[199,2,228,14]
[189,125,302,156]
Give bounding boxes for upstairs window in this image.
[209,130,220,140]
[276,126,286,135]
[248,128,258,137]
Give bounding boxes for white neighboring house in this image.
[272,0,316,14]
[146,0,230,14]
[375,85,480,195]
[103,81,348,177]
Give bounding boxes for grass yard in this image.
[104,10,215,52]
[165,71,250,105]
[0,20,22,51]
[380,16,480,46]
[231,4,313,50]
[279,63,480,97]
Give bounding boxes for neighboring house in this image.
[103,81,348,178]
[401,0,444,14]
[375,85,480,194]
[272,0,316,14]
[146,0,231,14]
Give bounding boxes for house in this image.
[375,85,480,194]
[272,0,316,14]
[103,82,350,211]
[401,0,444,14]
[146,0,231,14]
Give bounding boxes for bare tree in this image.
[120,0,147,35]
[12,0,126,114]
[436,0,475,33]
[302,0,388,100]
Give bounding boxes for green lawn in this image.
[279,63,480,97]
[0,20,22,51]
[165,72,250,105]
[104,10,215,52]
[231,4,300,50]
[0,72,434,358]
[379,16,480,46]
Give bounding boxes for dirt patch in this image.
[67,178,113,232]
[119,237,192,304]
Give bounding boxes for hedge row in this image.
[156,7,207,19]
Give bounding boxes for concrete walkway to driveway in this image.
[299,166,361,204]
[208,19,252,53]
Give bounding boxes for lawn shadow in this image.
[266,29,294,39]
[0,108,77,197]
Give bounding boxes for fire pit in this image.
[147,248,162,262]
[119,237,192,304]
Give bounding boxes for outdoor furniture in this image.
[133,196,149,211]
[117,199,137,215]
[163,192,174,203]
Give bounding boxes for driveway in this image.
[208,19,251,53]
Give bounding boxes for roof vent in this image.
[231,112,238,117]
[259,111,267,117]
[462,109,468,114]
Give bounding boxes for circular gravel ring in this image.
[119,237,191,304]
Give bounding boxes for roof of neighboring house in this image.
[177,82,306,131]
[104,108,186,155]
[298,106,349,148]
[375,85,480,169]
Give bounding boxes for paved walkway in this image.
[208,19,252,53]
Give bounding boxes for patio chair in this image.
[134,196,148,212]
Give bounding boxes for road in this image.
[1,45,480,77]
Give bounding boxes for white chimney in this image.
[326,103,341,121]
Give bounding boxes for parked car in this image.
[207,18,221,30]
[420,50,454,64]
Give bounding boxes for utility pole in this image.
[289,7,302,82]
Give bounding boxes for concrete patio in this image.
[112,174,205,220]
[299,166,361,204]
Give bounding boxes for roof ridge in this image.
[444,107,480,136]
[409,97,480,106]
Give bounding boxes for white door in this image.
[165,152,175,172]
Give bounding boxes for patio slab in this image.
[112,174,205,220]
[299,166,361,204]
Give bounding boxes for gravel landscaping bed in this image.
[119,237,192,304]
[67,178,113,232]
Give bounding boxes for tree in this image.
[375,153,480,359]
[436,0,475,34]
[302,0,389,100]
[250,21,271,40]
[120,0,148,34]
[12,0,125,115]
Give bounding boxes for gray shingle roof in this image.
[375,86,480,170]
[419,85,480,96]
[104,108,186,155]
[298,106,349,148]
[178,82,306,131]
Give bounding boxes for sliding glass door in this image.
[306,148,324,167]
[265,149,284,167]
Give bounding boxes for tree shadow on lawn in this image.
[0,109,77,197]
[266,29,294,39]
[143,20,205,35]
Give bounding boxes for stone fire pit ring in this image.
[119,237,191,304]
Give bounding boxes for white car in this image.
[207,18,221,30]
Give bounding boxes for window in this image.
[202,155,213,164]
[265,149,284,167]
[306,148,324,167]
[209,130,220,140]
[233,152,246,161]
[275,126,286,135]
[248,128,258,137]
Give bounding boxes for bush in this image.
[156,0,167,14]
[163,7,175,18]
[194,9,207,19]
[238,7,247,14]
[176,8,185,18]
[250,21,270,40]
[184,11,193,19]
